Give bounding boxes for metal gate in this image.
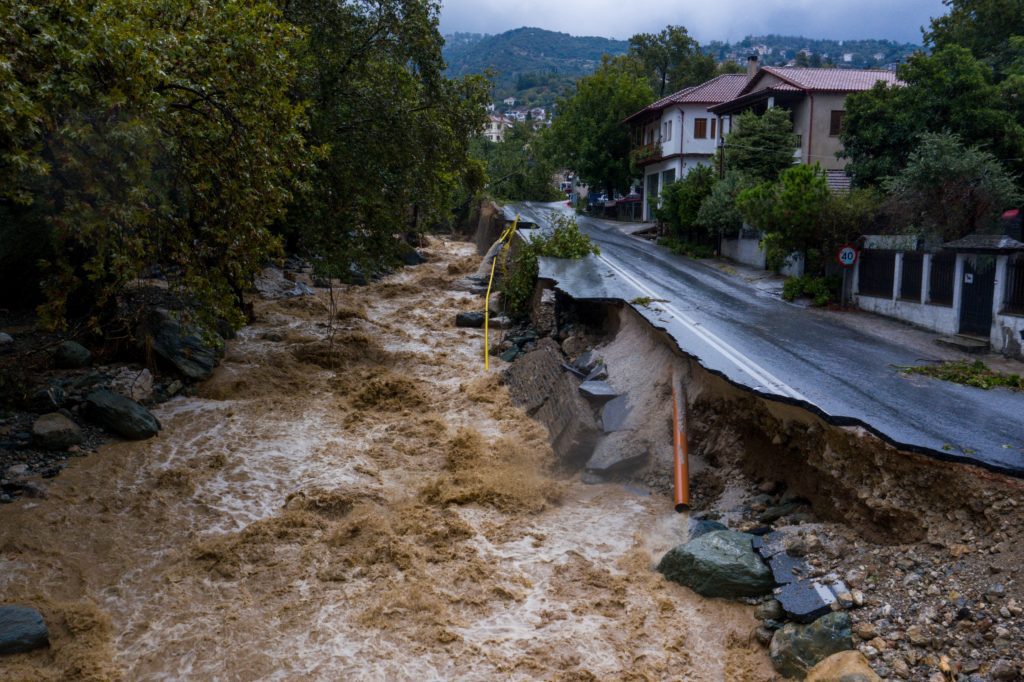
[959,255,996,336]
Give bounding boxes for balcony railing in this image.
[630,141,662,166]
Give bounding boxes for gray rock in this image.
[499,347,520,362]
[0,605,48,654]
[455,311,485,328]
[585,432,649,474]
[991,659,1018,680]
[689,518,728,540]
[0,332,12,347]
[601,395,632,432]
[85,389,161,440]
[769,612,854,679]
[657,530,774,599]
[53,340,91,369]
[29,384,66,413]
[759,501,804,524]
[31,413,83,451]
[149,316,219,381]
[578,380,618,403]
[755,599,784,621]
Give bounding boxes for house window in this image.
[693,118,707,139]
[829,110,845,136]
[710,117,717,140]
[663,120,672,142]
[1003,253,1024,315]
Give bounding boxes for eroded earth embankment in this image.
[522,290,1024,680]
[0,238,772,680]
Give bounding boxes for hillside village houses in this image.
[483,114,513,142]
[625,56,901,221]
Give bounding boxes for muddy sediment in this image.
[0,238,773,680]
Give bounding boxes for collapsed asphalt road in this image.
[505,201,1024,477]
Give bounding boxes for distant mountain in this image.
[705,34,921,69]
[443,27,629,108]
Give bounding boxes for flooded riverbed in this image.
[0,239,772,680]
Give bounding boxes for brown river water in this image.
[0,239,772,680]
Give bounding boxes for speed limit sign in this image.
[837,245,858,268]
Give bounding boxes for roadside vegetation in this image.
[500,216,599,317]
[903,360,1024,392]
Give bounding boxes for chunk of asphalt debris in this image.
[775,579,853,624]
[769,552,810,586]
[600,395,632,433]
[561,363,587,379]
[572,350,601,374]
[752,531,789,559]
[578,380,618,404]
[455,311,485,328]
[585,363,609,381]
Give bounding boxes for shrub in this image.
[500,215,599,317]
[659,237,715,259]
[782,275,841,306]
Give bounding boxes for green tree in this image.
[926,0,1024,79]
[656,166,716,242]
[883,132,1022,240]
[842,46,1024,186]
[1,0,312,330]
[282,0,490,283]
[721,108,798,182]
[695,171,756,239]
[549,55,653,196]
[737,164,831,270]
[473,124,561,201]
[629,25,716,97]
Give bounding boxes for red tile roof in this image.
[670,74,749,104]
[739,67,902,97]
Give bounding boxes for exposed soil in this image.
[0,238,773,680]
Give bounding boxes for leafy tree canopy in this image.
[656,166,716,242]
[926,0,1024,79]
[471,124,562,202]
[549,55,653,196]
[722,108,798,182]
[629,25,716,98]
[883,132,1022,240]
[695,171,756,239]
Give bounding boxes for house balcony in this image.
[630,141,664,167]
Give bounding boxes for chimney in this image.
[747,55,759,81]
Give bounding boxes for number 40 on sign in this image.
[837,245,858,268]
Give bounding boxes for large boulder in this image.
[770,612,855,680]
[85,389,161,440]
[455,311,485,328]
[31,413,83,451]
[151,317,219,381]
[805,650,881,682]
[657,530,774,599]
[0,605,48,654]
[53,340,91,369]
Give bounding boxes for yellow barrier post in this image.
[484,216,519,370]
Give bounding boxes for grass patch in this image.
[902,360,1023,391]
[782,275,841,307]
[630,296,668,308]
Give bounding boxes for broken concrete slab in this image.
[600,395,632,433]
[585,363,609,381]
[572,349,601,374]
[579,380,618,404]
[585,432,649,474]
[776,580,838,624]
[768,552,810,586]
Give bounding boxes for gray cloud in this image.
[438,0,946,44]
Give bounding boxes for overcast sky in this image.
[438,0,947,45]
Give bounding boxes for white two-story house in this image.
[624,73,748,221]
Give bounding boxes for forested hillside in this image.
[443,28,630,106]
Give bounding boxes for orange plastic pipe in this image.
[671,371,690,513]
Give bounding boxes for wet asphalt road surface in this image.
[507,202,1024,476]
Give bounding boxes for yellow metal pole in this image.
[484,216,519,370]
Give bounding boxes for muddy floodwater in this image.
[0,239,772,680]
